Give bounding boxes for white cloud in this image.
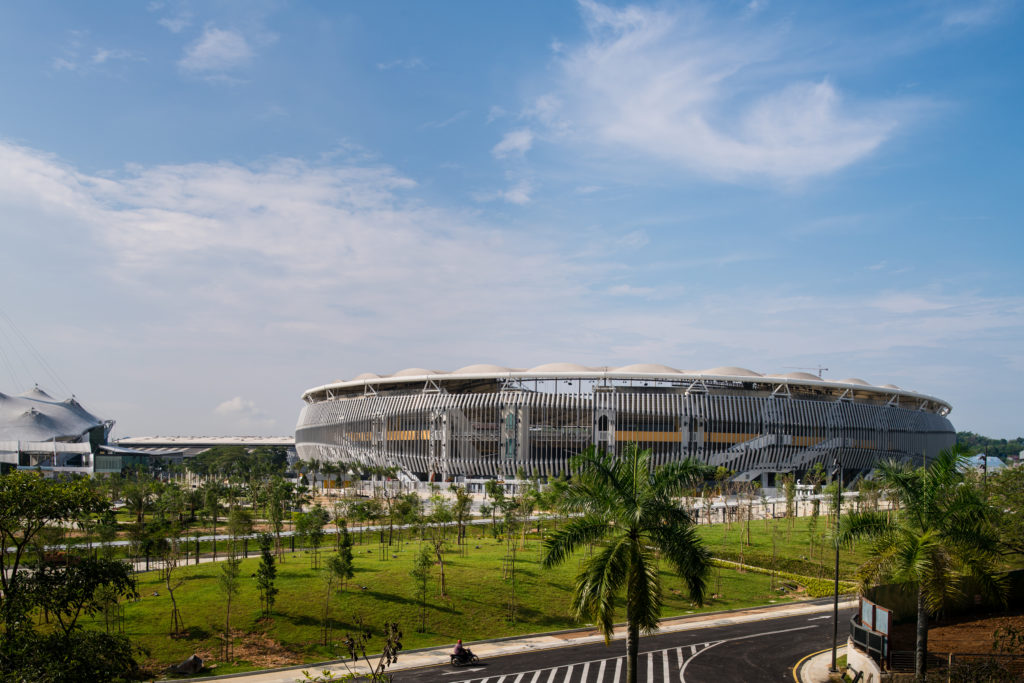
[943,1,1007,28]
[2,138,1020,437]
[419,110,469,130]
[377,57,425,70]
[475,179,534,205]
[215,396,259,415]
[215,396,275,428]
[179,27,253,72]
[607,284,654,296]
[92,48,131,64]
[529,1,914,183]
[492,129,534,158]
[159,16,192,34]
[487,106,506,123]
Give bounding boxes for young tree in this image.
[426,496,452,597]
[253,533,278,619]
[227,506,253,557]
[452,486,472,547]
[157,533,186,635]
[838,446,1004,680]
[218,552,242,661]
[542,444,711,683]
[410,545,433,633]
[296,505,329,569]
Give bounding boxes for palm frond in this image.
[542,514,612,569]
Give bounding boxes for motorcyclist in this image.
[452,639,475,662]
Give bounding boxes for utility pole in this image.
[829,454,842,673]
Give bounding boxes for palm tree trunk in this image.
[915,585,928,680]
[625,615,639,683]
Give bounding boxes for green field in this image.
[83,514,864,677]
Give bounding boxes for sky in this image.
[0,1,1021,439]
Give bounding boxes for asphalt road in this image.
[390,607,855,683]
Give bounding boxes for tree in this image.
[484,479,506,537]
[542,444,711,683]
[296,505,329,569]
[253,533,278,619]
[218,552,242,661]
[335,520,355,591]
[838,446,1004,680]
[988,465,1024,556]
[0,472,107,612]
[410,545,433,633]
[452,485,472,547]
[157,534,186,635]
[426,495,452,598]
[0,473,140,681]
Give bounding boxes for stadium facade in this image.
[295,364,955,485]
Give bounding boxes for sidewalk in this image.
[795,645,847,683]
[164,598,857,682]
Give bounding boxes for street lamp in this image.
[829,454,842,673]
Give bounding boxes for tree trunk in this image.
[916,585,928,680]
[625,612,639,683]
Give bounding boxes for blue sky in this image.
[0,1,1021,439]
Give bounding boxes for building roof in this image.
[301,363,952,415]
[0,387,106,442]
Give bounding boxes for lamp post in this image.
[829,454,842,673]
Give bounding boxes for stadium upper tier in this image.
[296,363,954,483]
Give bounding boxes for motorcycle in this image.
[450,649,480,666]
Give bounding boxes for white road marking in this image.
[545,667,558,683]
[663,648,670,681]
[580,661,590,681]
[807,615,830,621]
[596,659,607,681]
[561,664,574,682]
[676,647,684,669]
[678,625,818,683]
[613,657,622,682]
[647,651,654,683]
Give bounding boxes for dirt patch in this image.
[180,630,305,671]
[889,609,1024,654]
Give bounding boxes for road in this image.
[390,608,855,683]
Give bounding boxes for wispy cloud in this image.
[92,48,132,64]
[377,57,425,71]
[942,1,1008,28]
[419,110,469,130]
[179,26,254,73]
[51,31,136,73]
[522,1,919,183]
[2,138,1020,436]
[492,129,534,158]
[159,15,192,34]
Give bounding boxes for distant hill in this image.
[957,431,1024,461]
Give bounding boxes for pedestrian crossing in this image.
[450,641,721,683]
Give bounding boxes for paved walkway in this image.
[163,598,857,682]
[794,644,847,683]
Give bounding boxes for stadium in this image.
[295,364,954,486]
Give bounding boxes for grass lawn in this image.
[696,513,870,580]
[91,521,834,677]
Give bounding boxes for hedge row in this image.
[711,558,858,598]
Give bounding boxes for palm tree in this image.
[838,445,1003,680]
[542,444,711,683]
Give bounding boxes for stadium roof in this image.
[0,386,106,442]
[302,363,952,415]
